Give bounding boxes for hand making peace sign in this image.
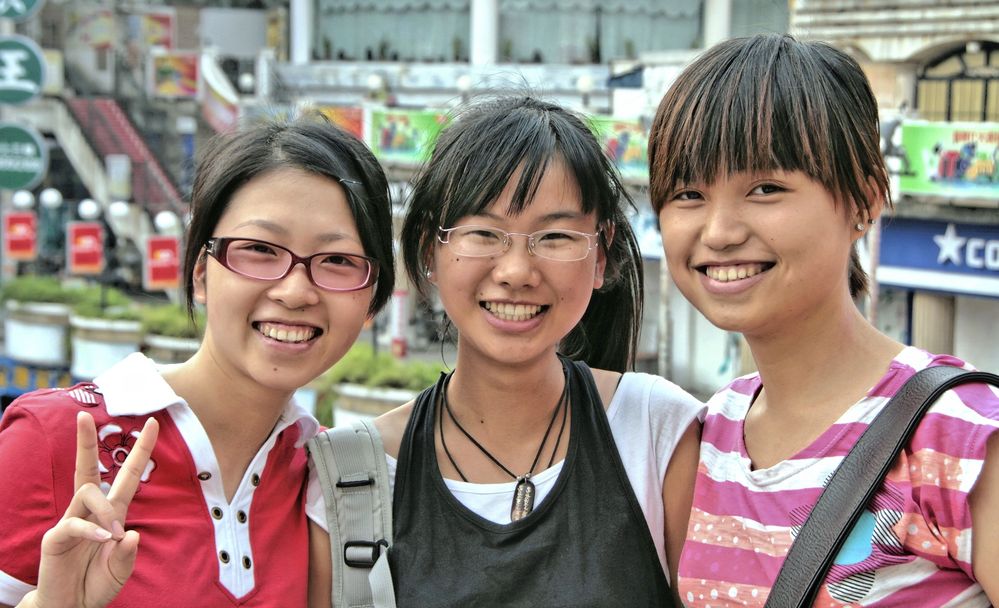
[16,412,159,608]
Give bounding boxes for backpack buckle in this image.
[343,539,388,568]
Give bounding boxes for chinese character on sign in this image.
[0,36,45,104]
[0,0,43,22]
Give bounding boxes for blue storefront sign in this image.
[878,218,999,298]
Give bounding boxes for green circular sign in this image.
[0,35,46,105]
[0,121,48,190]
[1,0,44,22]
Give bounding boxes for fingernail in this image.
[112,521,125,538]
[95,527,112,540]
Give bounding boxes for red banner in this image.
[3,211,37,261]
[144,235,179,291]
[66,221,104,275]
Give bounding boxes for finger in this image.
[75,411,101,491]
[40,516,114,556]
[63,482,121,536]
[107,417,159,507]
[106,530,141,588]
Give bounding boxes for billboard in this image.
[899,121,999,201]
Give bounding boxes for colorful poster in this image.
[68,8,115,49]
[149,52,198,98]
[136,11,174,49]
[318,105,363,139]
[3,212,37,261]
[144,235,180,291]
[588,116,649,181]
[899,121,999,200]
[66,222,104,275]
[368,109,448,164]
[201,54,239,133]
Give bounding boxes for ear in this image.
[424,250,437,286]
[593,223,615,290]
[192,251,208,305]
[850,176,887,244]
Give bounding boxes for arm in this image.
[970,430,999,602]
[662,420,700,588]
[15,412,158,608]
[308,520,333,608]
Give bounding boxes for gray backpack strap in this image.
[308,419,396,608]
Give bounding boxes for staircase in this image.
[66,98,186,218]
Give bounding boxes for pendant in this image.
[511,475,536,521]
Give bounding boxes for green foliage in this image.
[0,276,79,305]
[312,343,447,428]
[72,285,141,321]
[322,343,447,391]
[141,304,204,339]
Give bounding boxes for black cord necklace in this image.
[438,368,569,521]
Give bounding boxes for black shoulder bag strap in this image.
[766,365,999,608]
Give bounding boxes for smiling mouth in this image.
[700,263,773,283]
[254,322,322,343]
[482,302,548,322]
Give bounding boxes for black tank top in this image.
[389,356,678,607]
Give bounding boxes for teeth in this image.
[706,264,765,283]
[258,322,317,343]
[484,302,543,321]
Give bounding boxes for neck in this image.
[747,300,903,415]
[162,349,293,495]
[447,349,567,436]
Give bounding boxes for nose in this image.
[267,261,321,308]
[700,200,749,251]
[491,234,540,288]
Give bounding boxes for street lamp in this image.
[11,190,35,210]
[456,74,473,104]
[154,210,180,234]
[366,73,386,102]
[576,74,594,111]
[39,188,63,210]
[77,198,101,221]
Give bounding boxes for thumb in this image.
[105,530,140,589]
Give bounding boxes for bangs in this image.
[650,34,883,214]
[429,99,609,228]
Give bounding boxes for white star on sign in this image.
[933,223,966,266]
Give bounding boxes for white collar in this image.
[93,352,319,446]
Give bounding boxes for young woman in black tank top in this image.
[308,97,702,607]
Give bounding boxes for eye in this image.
[235,240,280,256]
[464,227,503,241]
[536,230,575,242]
[750,183,784,195]
[667,190,704,208]
[320,253,363,268]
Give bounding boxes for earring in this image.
[868,218,876,225]
[855,222,865,231]
[425,269,433,280]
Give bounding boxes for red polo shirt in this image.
[0,353,318,606]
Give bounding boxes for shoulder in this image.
[1,384,105,429]
[374,401,415,459]
[886,348,999,420]
[589,367,623,410]
[599,369,705,437]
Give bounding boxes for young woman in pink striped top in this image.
[649,34,999,606]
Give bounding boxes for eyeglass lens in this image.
[444,226,595,261]
[219,238,374,291]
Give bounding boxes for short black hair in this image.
[401,96,644,372]
[182,115,395,316]
[649,34,891,297]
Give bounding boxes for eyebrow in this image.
[474,209,586,223]
[230,219,356,244]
